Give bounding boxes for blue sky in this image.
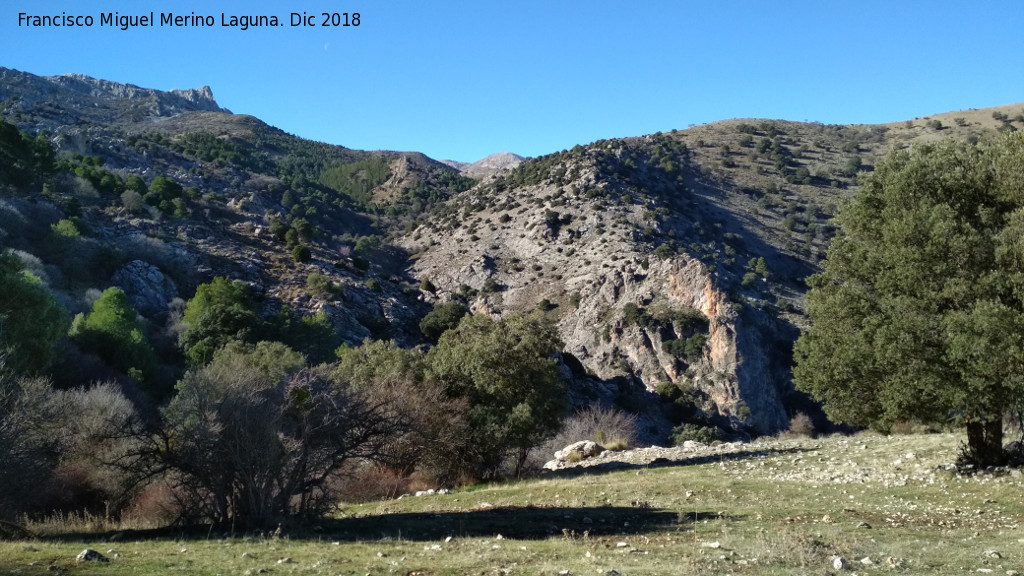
[4,1,1023,162]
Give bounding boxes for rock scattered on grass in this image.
[75,549,108,563]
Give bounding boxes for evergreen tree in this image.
[427,312,568,478]
[69,287,156,380]
[419,301,468,343]
[0,252,68,375]
[794,134,1024,466]
[179,278,263,365]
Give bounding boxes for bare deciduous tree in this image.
[148,345,403,526]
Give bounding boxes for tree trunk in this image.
[965,418,1005,467]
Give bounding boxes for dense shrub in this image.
[152,343,399,525]
[178,277,263,365]
[0,374,142,520]
[334,339,471,486]
[670,422,723,445]
[0,118,56,189]
[428,313,568,478]
[0,252,69,375]
[419,301,468,343]
[682,333,708,363]
[292,244,312,263]
[69,287,157,381]
[0,374,60,519]
[271,307,338,364]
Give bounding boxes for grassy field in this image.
[2,432,1023,575]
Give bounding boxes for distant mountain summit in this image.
[0,67,227,133]
[443,152,524,177]
[463,152,524,175]
[47,72,224,112]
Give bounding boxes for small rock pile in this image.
[543,440,605,470]
[543,439,747,471]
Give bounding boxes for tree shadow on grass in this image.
[33,447,807,544]
[318,506,733,542]
[36,507,734,544]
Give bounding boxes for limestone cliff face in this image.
[663,260,788,431]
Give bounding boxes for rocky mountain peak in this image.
[50,72,226,113]
[0,67,229,137]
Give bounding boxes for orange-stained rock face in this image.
[668,260,787,432]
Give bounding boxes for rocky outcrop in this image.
[111,260,179,317]
[556,440,603,460]
[404,171,791,433]
[0,67,225,114]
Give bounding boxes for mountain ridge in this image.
[3,65,1023,437]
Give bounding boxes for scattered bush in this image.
[653,243,675,260]
[306,271,340,299]
[670,422,723,445]
[481,277,502,293]
[787,411,816,438]
[569,292,582,308]
[292,244,312,263]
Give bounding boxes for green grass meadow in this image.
[3,432,1022,575]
